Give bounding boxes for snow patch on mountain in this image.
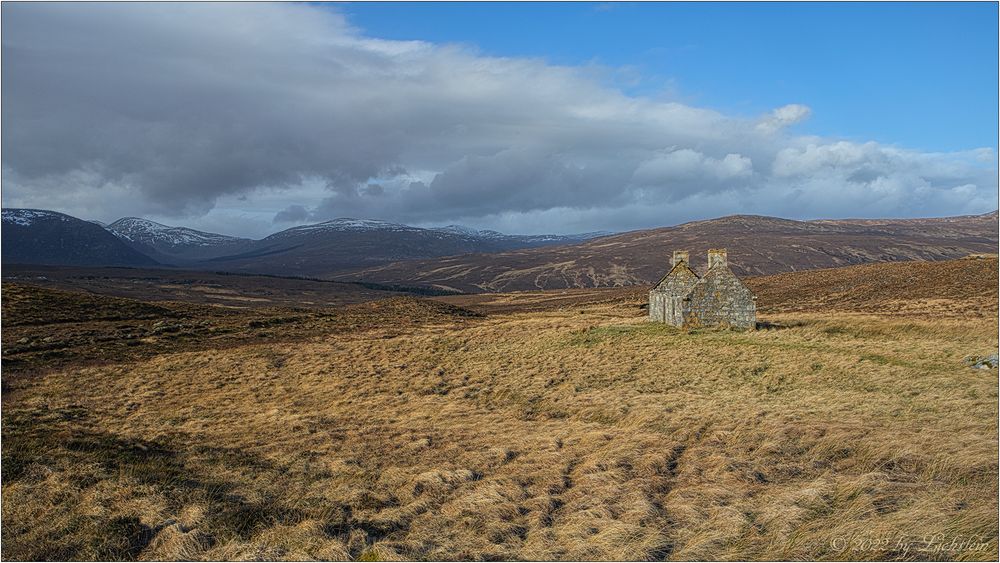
[2,209,72,227]
[433,225,507,239]
[433,224,612,243]
[267,218,423,239]
[108,217,246,248]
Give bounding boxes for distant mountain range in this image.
[2,210,610,275]
[4,208,996,292]
[333,212,1000,292]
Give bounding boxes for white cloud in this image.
[1,3,995,237]
[773,142,872,177]
[633,150,753,186]
[756,104,813,133]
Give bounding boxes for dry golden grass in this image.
[3,287,997,560]
[0,284,481,375]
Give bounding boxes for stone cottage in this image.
[648,249,756,329]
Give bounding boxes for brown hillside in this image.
[433,256,999,319]
[749,255,999,317]
[336,212,998,292]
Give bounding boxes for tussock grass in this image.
[3,301,997,560]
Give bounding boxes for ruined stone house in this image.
[649,249,756,329]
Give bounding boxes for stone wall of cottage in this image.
[681,267,756,329]
[648,263,699,326]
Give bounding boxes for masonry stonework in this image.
[648,248,756,330]
[648,252,699,325]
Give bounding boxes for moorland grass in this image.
[2,302,997,561]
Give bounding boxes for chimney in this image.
[671,250,690,267]
[707,248,728,269]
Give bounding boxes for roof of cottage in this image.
[686,258,755,299]
[651,260,699,291]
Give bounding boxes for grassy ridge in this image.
[3,298,997,560]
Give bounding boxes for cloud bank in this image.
[2,3,996,237]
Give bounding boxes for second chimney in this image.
[707,248,728,269]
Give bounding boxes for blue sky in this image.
[4,2,997,236]
[342,1,999,153]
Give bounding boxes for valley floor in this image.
[2,260,998,561]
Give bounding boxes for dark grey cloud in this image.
[2,3,996,238]
[273,204,309,224]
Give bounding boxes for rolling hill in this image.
[2,209,159,267]
[335,212,999,292]
[747,254,999,317]
[197,219,610,276]
[106,217,253,262]
[430,255,999,319]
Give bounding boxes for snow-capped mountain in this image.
[266,218,610,245]
[433,225,507,239]
[107,217,252,261]
[264,218,423,240]
[207,218,513,276]
[2,209,158,267]
[3,208,81,227]
[200,218,611,277]
[108,217,248,247]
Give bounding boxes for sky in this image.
[2,1,997,238]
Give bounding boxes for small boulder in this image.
[964,354,999,370]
